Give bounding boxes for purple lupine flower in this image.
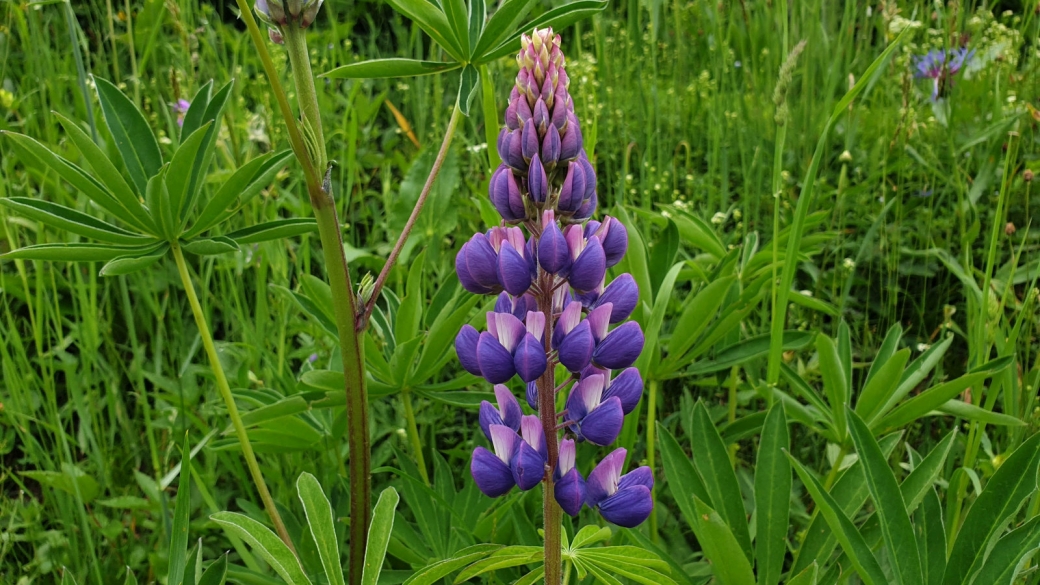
[255,0,323,27]
[455,27,651,529]
[554,439,586,516]
[586,448,654,527]
[478,385,523,439]
[174,99,191,127]
[913,47,974,101]
[564,373,624,446]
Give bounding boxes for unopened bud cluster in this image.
[457,29,652,529]
[255,0,322,30]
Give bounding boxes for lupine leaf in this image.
[846,409,923,585]
[634,261,682,373]
[688,497,755,585]
[785,563,818,585]
[855,347,911,422]
[816,334,848,440]
[225,218,318,244]
[54,113,156,231]
[211,512,312,585]
[323,59,462,79]
[480,0,610,63]
[875,334,953,419]
[943,432,1040,585]
[197,555,228,585]
[472,0,534,58]
[362,487,400,585]
[165,123,212,230]
[935,399,1024,426]
[467,0,485,53]
[123,568,139,585]
[2,242,158,262]
[401,544,501,585]
[970,515,1040,585]
[754,402,790,585]
[663,275,735,359]
[385,0,466,61]
[182,81,234,220]
[457,64,480,116]
[93,76,162,195]
[657,423,711,515]
[863,323,903,387]
[0,197,154,245]
[145,166,176,239]
[99,243,169,276]
[441,0,470,57]
[181,236,239,256]
[915,489,946,585]
[185,150,292,239]
[179,81,213,141]
[787,452,888,585]
[296,473,345,585]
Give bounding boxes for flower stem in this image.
[171,243,295,552]
[537,280,562,585]
[646,378,659,543]
[361,104,463,328]
[282,23,326,170]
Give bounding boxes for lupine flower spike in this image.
[458,27,650,530]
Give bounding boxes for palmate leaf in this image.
[180,81,214,140]
[478,0,610,63]
[99,243,169,276]
[467,0,486,54]
[93,76,163,195]
[225,218,319,244]
[211,512,313,585]
[471,0,536,60]
[181,81,234,219]
[165,122,213,230]
[401,544,502,585]
[576,547,678,585]
[385,0,465,61]
[0,197,154,245]
[2,242,161,263]
[181,236,239,256]
[185,150,293,239]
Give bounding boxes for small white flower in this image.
[711,212,726,225]
[839,150,852,162]
[916,343,931,352]
[842,258,856,270]
[662,210,672,219]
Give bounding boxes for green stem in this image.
[171,243,295,552]
[283,24,327,170]
[646,378,659,543]
[402,388,430,485]
[823,445,846,491]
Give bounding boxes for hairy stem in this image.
[537,278,562,585]
[361,105,463,328]
[171,243,295,552]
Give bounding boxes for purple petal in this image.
[478,401,504,441]
[554,467,586,517]
[477,332,517,384]
[456,234,500,295]
[511,440,547,490]
[516,94,533,126]
[599,217,629,267]
[532,98,550,132]
[471,447,516,497]
[594,274,638,323]
[592,321,644,370]
[558,320,595,373]
[573,190,597,222]
[577,396,623,446]
[579,154,597,200]
[557,161,587,213]
[559,114,583,161]
[598,485,653,527]
[520,414,546,458]
[538,220,571,275]
[526,381,539,411]
[552,301,583,348]
[498,243,532,296]
[528,155,548,203]
[494,292,514,315]
[513,333,548,383]
[541,125,561,166]
[556,438,577,478]
[586,448,627,507]
[618,466,654,491]
[505,129,527,172]
[492,312,525,352]
[495,384,523,430]
[522,118,540,161]
[551,92,569,130]
[525,311,545,340]
[568,236,606,292]
[587,303,612,342]
[604,367,643,414]
[455,325,482,376]
[504,90,521,130]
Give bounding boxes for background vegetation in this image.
[2,0,1039,582]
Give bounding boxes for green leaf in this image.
[54,112,155,231]
[0,197,153,245]
[467,0,486,53]
[296,473,345,585]
[2,242,156,262]
[61,569,79,585]
[846,409,923,585]
[664,275,735,358]
[688,401,753,562]
[754,403,790,585]
[570,525,612,550]
[787,452,888,585]
[186,151,293,238]
[874,356,1013,433]
[198,555,228,585]
[211,512,312,585]
[362,487,400,585]
[20,464,100,503]
[454,547,542,582]
[856,347,911,423]
[402,544,501,585]
[685,331,813,376]
[123,568,139,585]
[2,130,153,233]
[165,122,213,230]
[182,81,234,219]
[167,434,193,585]
[99,243,169,276]
[479,0,609,63]
[785,564,818,585]
[457,64,480,116]
[385,0,466,61]
[145,165,177,239]
[395,250,426,345]
[225,218,319,244]
[472,0,534,58]
[876,334,953,419]
[863,323,903,387]
[323,59,461,79]
[689,497,755,585]
[935,399,1024,426]
[970,515,1040,585]
[413,294,481,384]
[816,334,848,440]
[93,76,162,195]
[635,261,683,373]
[181,236,240,256]
[915,489,946,585]
[179,81,213,141]
[441,0,470,57]
[577,547,677,585]
[657,423,711,517]
[943,432,1040,585]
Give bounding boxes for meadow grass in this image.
[1,0,1039,582]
